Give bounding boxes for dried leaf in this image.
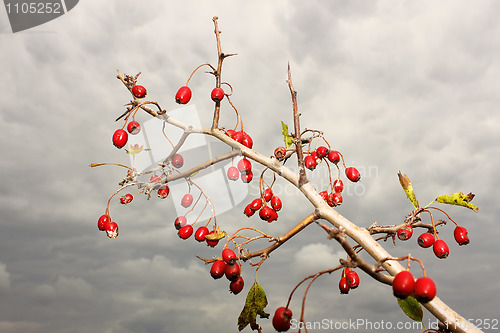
[435,192,478,212]
[397,296,423,322]
[398,172,419,209]
[205,228,226,241]
[238,281,269,331]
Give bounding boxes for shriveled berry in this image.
[414,277,436,303]
[112,129,128,149]
[230,276,244,295]
[210,260,226,279]
[418,233,435,248]
[175,86,192,104]
[433,239,449,259]
[222,248,238,265]
[397,225,413,241]
[131,85,147,98]
[454,226,469,246]
[105,221,119,239]
[127,120,141,135]
[211,87,224,102]
[227,166,239,181]
[120,193,133,204]
[392,271,415,299]
[194,226,209,242]
[274,147,287,160]
[178,225,194,240]
[345,167,361,182]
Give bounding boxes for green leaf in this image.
[237,281,269,331]
[398,172,419,209]
[435,192,478,212]
[281,121,293,149]
[397,296,423,322]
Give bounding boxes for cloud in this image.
[0,263,11,290]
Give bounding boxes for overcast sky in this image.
[1,1,500,332]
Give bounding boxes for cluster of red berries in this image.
[97,214,119,239]
[174,216,219,246]
[174,85,226,105]
[226,157,254,183]
[112,85,147,149]
[396,224,469,260]
[392,270,436,304]
[243,188,282,223]
[209,248,244,295]
[338,268,360,294]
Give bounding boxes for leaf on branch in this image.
[237,281,269,331]
[435,192,478,212]
[204,228,226,241]
[398,172,419,209]
[397,296,423,322]
[281,121,293,149]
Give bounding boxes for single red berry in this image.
[241,171,253,183]
[241,132,253,149]
[263,188,273,202]
[174,216,187,230]
[454,226,470,246]
[237,158,252,174]
[210,260,226,279]
[267,208,279,222]
[211,87,224,102]
[229,276,244,295]
[181,193,193,208]
[105,221,119,239]
[222,248,238,265]
[316,146,329,159]
[414,277,436,303]
[333,179,344,193]
[127,120,141,135]
[272,307,293,332]
[392,271,415,299]
[232,131,244,144]
[304,155,317,170]
[345,167,361,182]
[328,192,343,206]
[227,166,239,181]
[205,231,219,247]
[259,206,274,221]
[97,214,110,231]
[339,277,350,294]
[172,154,184,168]
[120,193,133,204]
[397,225,413,241]
[157,185,170,199]
[270,196,282,211]
[175,86,192,104]
[418,232,435,248]
[178,225,194,240]
[250,198,264,211]
[319,191,329,201]
[310,151,321,164]
[131,85,147,98]
[194,226,209,242]
[226,129,236,138]
[244,204,255,217]
[112,129,128,149]
[345,270,360,289]
[327,151,340,164]
[274,147,287,160]
[433,239,449,259]
[224,262,241,281]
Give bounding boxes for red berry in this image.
[232,131,244,144]
[310,151,321,164]
[316,146,329,159]
[131,85,147,98]
[304,155,317,170]
[194,226,209,242]
[210,260,226,279]
[97,214,110,231]
[241,132,253,149]
[270,196,282,211]
[237,158,252,174]
[241,171,253,183]
[178,225,194,240]
[206,231,219,247]
[172,154,184,168]
[105,221,119,239]
[345,270,360,289]
[259,206,274,221]
[345,167,361,182]
[433,239,449,259]
[333,179,344,193]
[127,120,141,135]
[319,191,329,201]
[157,185,170,199]
[211,87,224,102]
[454,226,470,246]
[263,188,273,202]
[174,216,187,230]
[227,166,239,181]
[339,277,350,294]
[112,129,128,149]
[149,175,162,183]
[392,271,415,299]
[225,129,236,139]
[250,198,263,211]
[327,151,340,164]
[272,307,293,332]
[229,276,244,295]
[414,277,436,303]
[328,192,343,206]
[175,86,192,104]
[244,204,255,217]
[222,248,238,265]
[181,193,193,208]
[397,225,413,241]
[120,193,133,204]
[267,208,279,222]
[274,147,287,160]
[224,262,241,281]
[418,233,435,248]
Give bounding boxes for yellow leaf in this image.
[435,192,478,212]
[281,121,293,149]
[398,172,419,209]
[205,228,226,241]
